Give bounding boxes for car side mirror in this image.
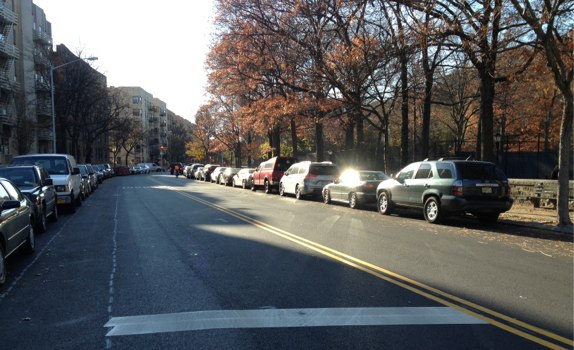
[72,167,81,175]
[1,200,20,211]
[43,178,53,186]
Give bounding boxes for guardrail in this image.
[509,179,574,208]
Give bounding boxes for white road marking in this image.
[105,307,486,336]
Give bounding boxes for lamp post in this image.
[494,133,501,165]
[50,56,98,152]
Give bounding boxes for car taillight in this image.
[306,173,318,178]
[451,180,463,197]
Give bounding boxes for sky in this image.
[33,0,216,121]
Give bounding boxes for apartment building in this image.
[115,87,170,166]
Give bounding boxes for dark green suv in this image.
[376,159,513,223]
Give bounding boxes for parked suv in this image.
[279,161,340,199]
[251,156,297,194]
[376,159,513,223]
[11,154,82,213]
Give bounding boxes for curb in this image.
[499,218,574,237]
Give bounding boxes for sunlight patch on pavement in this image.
[105,307,485,336]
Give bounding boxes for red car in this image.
[251,156,297,194]
[114,166,131,176]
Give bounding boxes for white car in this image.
[279,161,340,199]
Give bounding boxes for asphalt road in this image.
[0,173,572,349]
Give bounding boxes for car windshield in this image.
[11,156,69,175]
[359,171,388,181]
[455,162,507,181]
[0,168,38,187]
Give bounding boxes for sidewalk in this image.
[500,202,574,236]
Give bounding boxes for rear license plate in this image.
[481,187,493,194]
[57,198,66,204]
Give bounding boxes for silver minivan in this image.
[279,161,340,199]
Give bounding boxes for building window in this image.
[132,96,142,104]
[132,109,141,117]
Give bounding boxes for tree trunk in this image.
[290,118,298,157]
[345,121,355,150]
[272,125,281,157]
[315,122,324,162]
[557,91,573,227]
[235,140,242,168]
[247,132,252,167]
[479,71,495,162]
[400,54,409,167]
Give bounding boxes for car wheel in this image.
[477,212,500,224]
[349,192,359,209]
[279,183,286,196]
[35,208,48,234]
[264,180,270,194]
[0,246,6,285]
[76,191,82,207]
[23,221,35,255]
[68,194,76,213]
[49,203,59,222]
[295,185,302,200]
[378,192,392,215]
[323,190,331,204]
[424,197,443,224]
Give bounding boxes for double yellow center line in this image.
[174,187,572,349]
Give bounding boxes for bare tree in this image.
[509,0,573,227]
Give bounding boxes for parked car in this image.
[376,159,514,223]
[186,163,204,179]
[114,165,131,176]
[194,167,205,181]
[220,168,241,186]
[279,161,340,199]
[136,163,151,174]
[323,170,388,209]
[85,164,98,191]
[233,168,256,188]
[92,164,105,183]
[210,167,227,183]
[142,162,163,172]
[0,178,35,285]
[251,156,297,194]
[77,164,92,198]
[202,164,220,182]
[11,154,82,213]
[0,165,58,233]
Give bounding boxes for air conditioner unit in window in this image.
[0,108,7,116]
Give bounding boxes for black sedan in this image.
[323,170,389,209]
[0,165,58,233]
[0,178,35,285]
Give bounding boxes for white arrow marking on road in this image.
[105,307,486,336]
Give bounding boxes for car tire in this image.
[23,222,35,255]
[264,180,271,194]
[323,190,331,204]
[68,194,76,213]
[378,192,392,215]
[295,185,302,200]
[476,212,500,224]
[424,197,443,224]
[0,246,6,285]
[35,209,48,234]
[49,203,59,222]
[279,183,286,196]
[349,192,359,209]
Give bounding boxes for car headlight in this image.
[55,185,70,192]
